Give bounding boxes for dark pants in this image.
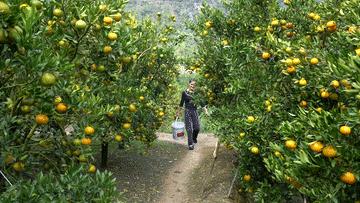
[184,108,200,146]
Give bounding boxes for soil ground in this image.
[101,133,239,203]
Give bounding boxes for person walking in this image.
[176,79,208,150]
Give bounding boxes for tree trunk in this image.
[101,141,108,168]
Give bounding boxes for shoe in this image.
[193,138,197,144]
[188,145,194,150]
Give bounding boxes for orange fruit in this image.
[355,48,360,56]
[330,80,340,88]
[309,141,324,153]
[81,137,92,145]
[315,107,323,113]
[88,164,96,173]
[254,26,261,32]
[285,140,297,150]
[129,104,137,112]
[299,78,307,86]
[55,103,68,113]
[84,126,95,135]
[247,116,255,123]
[139,96,145,101]
[287,66,296,74]
[115,134,123,142]
[340,172,356,185]
[113,13,122,22]
[107,32,118,41]
[103,45,112,54]
[158,111,165,117]
[12,162,25,172]
[41,72,57,86]
[103,17,113,26]
[53,8,63,17]
[250,146,259,155]
[299,100,307,108]
[310,58,319,65]
[35,114,49,125]
[262,52,271,60]
[0,2,10,14]
[292,58,301,65]
[75,20,87,29]
[339,125,351,136]
[123,123,131,129]
[243,175,251,182]
[322,145,337,158]
[205,21,212,29]
[320,91,330,99]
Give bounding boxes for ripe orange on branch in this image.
[35,114,49,125]
[340,172,356,185]
[84,126,95,135]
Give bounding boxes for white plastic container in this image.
[171,118,185,140]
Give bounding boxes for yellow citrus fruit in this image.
[271,19,279,27]
[285,140,297,150]
[330,80,340,88]
[292,58,301,65]
[266,105,272,112]
[299,78,307,86]
[81,137,92,145]
[123,123,131,129]
[314,14,320,21]
[139,96,145,101]
[41,72,57,86]
[287,66,296,74]
[115,134,123,142]
[322,145,337,158]
[56,103,68,113]
[53,8,63,17]
[274,151,282,157]
[262,52,271,60]
[254,26,261,32]
[205,21,213,29]
[299,100,307,108]
[35,114,49,125]
[158,111,165,117]
[129,104,137,112]
[247,116,255,123]
[355,48,360,56]
[84,126,95,135]
[320,91,330,99]
[340,172,356,185]
[107,32,118,41]
[88,164,96,173]
[12,162,25,172]
[326,21,336,32]
[113,12,122,22]
[103,45,112,54]
[21,105,31,113]
[0,1,10,14]
[308,12,316,19]
[265,100,271,106]
[309,141,324,153]
[285,47,292,53]
[103,16,113,26]
[310,58,319,65]
[285,58,293,66]
[250,146,259,155]
[75,20,87,29]
[339,125,351,136]
[73,138,81,146]
[79,154,87,162]
[222,39,229,46]
[99,4,107,12]
[243,175,251,182]
[315,107,323,113]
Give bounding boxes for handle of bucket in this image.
[175,116,179,122]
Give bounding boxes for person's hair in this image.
[188,78,196,84]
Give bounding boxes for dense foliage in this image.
[191,0,360,202]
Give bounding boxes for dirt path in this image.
[157,133,235,203]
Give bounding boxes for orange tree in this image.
[191,0,359,202]
[0,0,178,200]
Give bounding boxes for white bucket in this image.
[171,118,185,140]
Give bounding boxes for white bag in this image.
[171,117,185,140]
